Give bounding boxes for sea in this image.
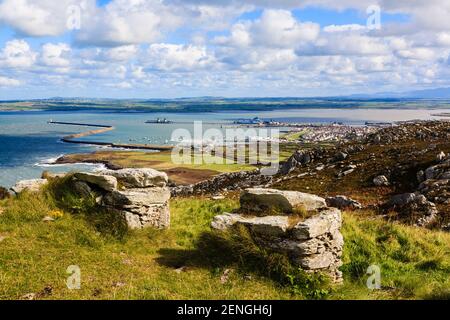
[0,107,448,188]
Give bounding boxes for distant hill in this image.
[350,87,450,99]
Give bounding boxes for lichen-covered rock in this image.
[292,208,342,240]
[297,252,335,270]
[124,203,170,229]
[71,168,171,230]
[240,188,326,214]
[211,213,242,231]
[102,188,170,207]
[10,179,47,194]
[373,175,389,186]
[237,215,290,237]
[74,172,117,192]
[326,195,362,210]
[99,168,168,188]
[211,189,344,283]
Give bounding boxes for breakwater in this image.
[50,121,175,151]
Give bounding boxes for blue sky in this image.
[0,0,448,99]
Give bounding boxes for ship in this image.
[145,118,174,124]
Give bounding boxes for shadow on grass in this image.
[156,225,330,298]
[157,227,290,281]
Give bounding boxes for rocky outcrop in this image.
[10,179,47,194]
[212,188,344,283]
[382,192,438,227]
[99,168,168,188]
[278,145,365,176]
[418,156,450,205]
[326,195,362,210]
[171,169,272,197]
[74,173,117,192]
[73,168,170,229]
[240,188,327,214]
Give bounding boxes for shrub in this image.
[0,186,10,200]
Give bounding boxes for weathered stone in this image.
[334,152,348,162]
[238,215,290,237]
[130,203,170,229]
[42,171,67,179]
[103,187,170,207]
[240,188,326,214]
[100,168,168,188]
[211,213,290,237]
[211,213,242,231]
[210,188,344,282]
[42,216,55,222]
[74,172,117,192]
[123,211,142,229]
[292,208,342,240]
[270,238,323,256]
[11,179,47,194]
[416,170,425,183]
[72,180,92,198]
[326,195,362,210]
[373,175,389,186]
[297,252,335,270]
[437,151,446,161]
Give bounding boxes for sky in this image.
[0,0,449,99]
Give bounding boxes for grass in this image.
[0,189,449,300]
[282,130,308,142]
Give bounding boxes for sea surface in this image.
[0,107,448,188]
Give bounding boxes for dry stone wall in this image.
[73,168,171,229]
[212,188,344,283]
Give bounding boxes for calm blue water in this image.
[0,108,447,187]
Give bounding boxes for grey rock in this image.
[437,151,446,161]
[416,170,425,183]
[74,172,117,192]
[334,152,348,162]
[297,252,335,270]
[123,211,142,229]
[103,187,170,207]
[326,195,362,210]
[240,188,327,214]
[42,216,55,222]
[292,208,342,240]
[211,213,290,237]
[373,175,389,186]
[11,179,47,194]
[383,192,438,227]
[72,180,92,198]
[100,168,168,188]
[211,213,242,231]
[238,215,290,237]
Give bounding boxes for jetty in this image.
[50,121,175,151]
